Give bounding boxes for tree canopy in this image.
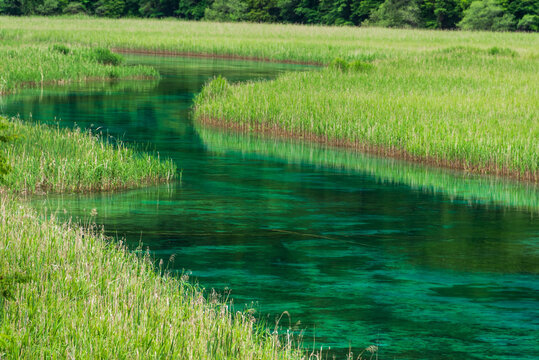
[0,0,537,31]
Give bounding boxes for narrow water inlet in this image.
[3,55,538,360]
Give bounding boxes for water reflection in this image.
[197,126,539,213]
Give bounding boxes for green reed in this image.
[0,116,176,194]
[194,51,538,180]
[0,198,305,359]
[0,44,157,94]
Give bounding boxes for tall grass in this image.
[194,51,539,180]
[0,116,176,194]
[0,197,305,359]
[0,45,157,94]
[1,17,537,178]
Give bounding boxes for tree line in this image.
[1,0,537,31]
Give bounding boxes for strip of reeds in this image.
[0,197,305,359]
[0,116,176,194]
[0,45,158,94]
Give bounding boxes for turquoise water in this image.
[2,55,538,359]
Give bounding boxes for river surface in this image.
[2,55,538,359]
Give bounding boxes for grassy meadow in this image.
[2,16,532,179]
[0,116,175,194]
[0,198,305,359]
[0,42,158,94]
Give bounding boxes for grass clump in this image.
[0,116,176,194]
[0,198,305,359]
[50,43,70,55]
[0,45,157,94]
[329,58,373,72]
[92,47,124,65]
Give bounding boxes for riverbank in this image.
[0,44,157,95]
[0,117,306,358]
[2,18,537,181]
[193,53,538,182]
[0,197,304,359]
[0,116,175,194]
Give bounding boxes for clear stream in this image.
[2,55,538,359]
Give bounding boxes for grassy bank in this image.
[194,51,538,180]
[0,44,158,94]
[0,116,175,194]
[0,197,303,359]
[1,18,538,180]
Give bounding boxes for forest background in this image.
[1,0,538,32]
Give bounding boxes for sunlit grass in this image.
[194,50,539,180]
[0,44,158,94]
[0,116,176,194]
[0,197,305,359]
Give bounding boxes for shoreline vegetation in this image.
[0,198,305,359]
[0,15,536,358]
[2,17,536,181]
[0,116,176,194]
[0,20,309,357]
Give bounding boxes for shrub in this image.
[517,14,539,32]
[349,60,374,71]
[51,43,70,55]
[62,2,86,14]
[204,0,247,21]
[487,46,517,57]
[458,0,516,31]
[364,0,422,28]
[328,57,349,71]
[92,48,124,66]
[329,58,374,72]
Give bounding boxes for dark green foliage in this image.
[421,0,463,28]
[365,0,423,27]
[92,48,124,65]
[204,0,247,21]
[458,0,516,30]
[51,43,70,54]
[36,0,59,14]
[176,0,209,19]
[351,0,384,24]
[517,13,539,30]
[62,1,86,14]
[329,58,374,72]
[0,0,536,31]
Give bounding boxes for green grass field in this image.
[0,197,304,359]
[0,116,176,194]
[3,16,532,179]
[0,42,157,94]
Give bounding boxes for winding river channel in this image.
[2,55,538,359]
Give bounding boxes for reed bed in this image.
[194,52,539,180]
[0,44,158,94]
[0,116,176,194]
[0,197,305,359]
[1,17,538,179]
